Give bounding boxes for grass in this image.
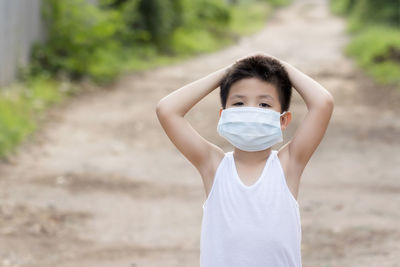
[345,26,400,86]
[0,94,36,157]
[0,74,76,157]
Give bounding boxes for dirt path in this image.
[1,0,400,266]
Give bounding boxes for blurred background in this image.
[0,0,399,266]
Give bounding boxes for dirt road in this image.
[1,0,400,266]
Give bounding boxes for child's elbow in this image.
[314,92,334,114]
[156,100,167,119]
[324,92,334,113]
[327,92,334,108]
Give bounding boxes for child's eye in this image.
[260,103,271,108]
[233,102,243,106]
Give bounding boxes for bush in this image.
[169,0,232,55]
[0,75,67,157]
[265,0,293,7]
[134,0,183,50]
[330,0,356,15]
[0,96,36,157]
[330,0,399,32]
[346,26,400,85]
[31,0,125,81]
[29,0,292,82]
[2,0,288,158]
[229,1,272,35]
[330,0,400,87]
[171,27,231,55]
[30,0,234,80]
[180,0,231,34]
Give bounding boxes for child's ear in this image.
[219,108,223,117]
[280,111,292,131]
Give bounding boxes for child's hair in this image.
[219,55,292,112]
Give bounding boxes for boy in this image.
[156,52,334,266]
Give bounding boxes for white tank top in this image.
[200,150,302,267]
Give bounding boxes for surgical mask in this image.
[217,107,286,152]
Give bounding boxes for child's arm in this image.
[156,64,232,177]
[278,59,334,175]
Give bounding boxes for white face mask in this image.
[217,107,286,152]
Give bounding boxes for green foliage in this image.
[193,0,231,26]
[171,27,231,55]
[330,0,356,15]
[347,0,399,32]
[134,0,183,50]
[29,0,292,82]
[264,0,293,7]
[230,0,292,7]
[170,0,233,55]
[0,94,35,157]
[330,0,399,32]
[330,0,400,88]
[0,75,68,157]
[170,0,272,55]
[29,0,236,81]
[229,1,272,35]
[180,0,231,33]
[31,0,125,81]
[103,0,150,43]
[346,26,400,85]
[3,0,289,158]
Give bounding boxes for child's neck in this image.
[233,147,272,165]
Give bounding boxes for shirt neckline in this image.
[230,150,275,189]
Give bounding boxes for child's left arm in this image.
[279,59,334,175]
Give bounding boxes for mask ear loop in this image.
[280,111,287,117]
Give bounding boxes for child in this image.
[156,52,334,267]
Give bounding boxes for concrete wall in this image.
[0,0,46,87]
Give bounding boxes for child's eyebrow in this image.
[230,94,274,101]
[258,94,274,101]
[230,94,246,99]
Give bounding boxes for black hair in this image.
[219,55,292,112]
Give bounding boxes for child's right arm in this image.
[156,64,232,184]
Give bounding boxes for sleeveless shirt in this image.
[200,150,302,267]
